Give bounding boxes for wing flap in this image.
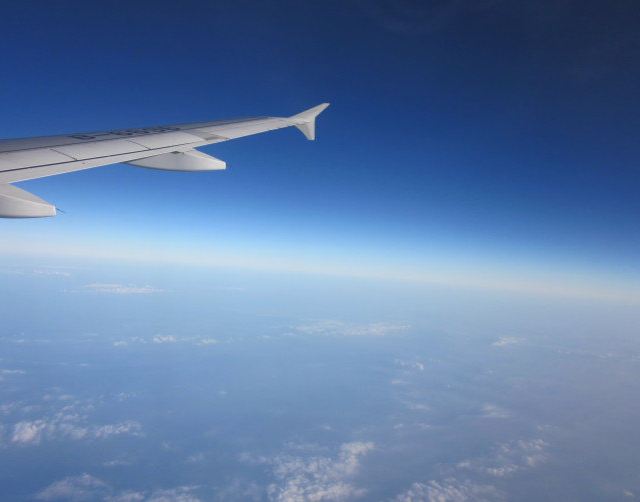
[53,139,147,160]
[0,148,75,168]
[126,131,203,149]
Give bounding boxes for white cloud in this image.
[106,486,202,502]
[36,475,200,502]
[145,487,201,502]
[480,404,511,419]
[0,368,26,382]
[83,283,164,295]
[244,441,374,502]
[12,420,47,444]
[0,267,72,278]
[107,492,145,502]
[393,478,503,502]
[186,452,206,463]
[396,437,548,501]
[405,402,430,412]
[103,459,133,467]
[293,320,409,338]
[152,335,177,344]
[93,421,142,439]
[395,359,425,372]
[1,368,26,375]
[36,474,108,501]
[10,412,142,445]
[197,338,219,346]
[32,268,72,277]
[491,337,521,347]
[457,438,548,478]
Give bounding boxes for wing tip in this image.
[290,103,331,140]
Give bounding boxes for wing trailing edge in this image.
[0,184,56,218]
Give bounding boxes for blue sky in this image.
[2,1,640,301]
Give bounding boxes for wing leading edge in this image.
[0,103,329,218]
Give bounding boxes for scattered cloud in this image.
[11,417,142,445]
[111,335,221,347]
[395,359,425,372]
[141,486,201,502]
[457,438,548,477]
[480,404,511,419]
[93,421,142,439]
[12,420,47,444]
[0,368,26,382]
[103,459,133,468]
[186,452,206,464]
[492,337,521,348]
[197,338,219,346]
[395,436,548,501]
[293,320,410,338]
[152,335,176,344]
[393,477,503,502]
[0,267,72,278]
[36,475,200,502]
[82,283,164,295]
[405,402,430,412]
[242,441,375,501]
[36,474,108,501]
[32,269,72,277]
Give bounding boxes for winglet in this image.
[289,103,330,140]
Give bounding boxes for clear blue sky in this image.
[1,1,639,300]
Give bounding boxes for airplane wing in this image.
[0,103,329,217]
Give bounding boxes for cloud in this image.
[197,338,219,346]
[36,475,200,502]
[480,404,511,419]
[395,359,425,372]
[393,478,503,502]
[10,413,142,445]
[457,438,548,477]
[491,337,521,347]
[243,441,375,501]
[12,420,47,444]
[36,474,108,501]
[32,268,72,277]
[1,368,26,375]
[293,320,409,338]
[144,487,201,502]
[0,267,72,277]
[405,402,430,412]
[0,368,26,382]
[93,421,142,439]
[107,493,145,502]
[82,283,164,295]
[152,335,176,344]
[395,437,548,501]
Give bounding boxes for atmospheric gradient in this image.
[1,2,639,501]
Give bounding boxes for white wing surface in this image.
[0,103,329,217]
